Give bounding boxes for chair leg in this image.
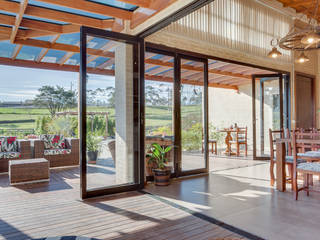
[306,173,310,197]
[236,143,240,156]
[246,143,248,156]
[270,160,275,186]
[287,164,293,190]
[294,171,298,200]
[214,142,217,155]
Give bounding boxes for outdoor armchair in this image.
[34,135,79,168]
[0,137,31,173]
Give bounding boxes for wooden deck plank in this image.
[0,167,247,240]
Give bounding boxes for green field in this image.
[0,105,201,131]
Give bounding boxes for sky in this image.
[0,65,114,102]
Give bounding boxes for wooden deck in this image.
[0,167,247,240]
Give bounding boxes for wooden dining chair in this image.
[230,127,247,156]
[292,131,320,200]
[269,128,294,187]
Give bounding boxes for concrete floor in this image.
[146,161,320,240]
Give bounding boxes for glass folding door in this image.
[144,51,175,180]
[178,55,208,175]
[252,74,283,159]
[80,27,144,198]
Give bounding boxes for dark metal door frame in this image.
[145,46,209,178]
[252,73,284,160]
[80,26,145,199]
[176,54,209,177]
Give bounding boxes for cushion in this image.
[298,151,320,158]
[40,135,66,149]
[0,152,21,159]
[284,156,305,164]
[0,137,18,152]
[297,162,320,172]
[44,149,72,156]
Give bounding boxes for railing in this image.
[0,128,35,136]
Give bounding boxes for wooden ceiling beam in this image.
[14,38,115,58]
[282,0,313,8]
[116,0,152,9]
[11,44,23,60]
[0,0,105,29]
[36,34,61,62]
[145,74,238,90]
[0,56,113,75]
[35,0,132,20]
[10,0,28,43]
[130,0,177,29]
[146,59,251,80]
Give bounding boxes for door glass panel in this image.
[85,36,136,190]
[255,77,281,158]
[181,58,205,171]
[145,52,174,176]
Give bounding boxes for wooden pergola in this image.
[0,0,275,90]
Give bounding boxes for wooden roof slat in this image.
[10,0,28,43]
[145,74,238,90]
[0,0,105,29]
[146,59,251,80]
[36,0,133,20]
[0,56,113,75]
[36,34,61,62]
[97,58,114,69]
[130,0,177,29]
[14,38,115,58]
[116,0,152,9]
[11,44,23,60]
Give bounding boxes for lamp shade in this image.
[295,52,310,63]
[301,31,320,45]
[267,47,282,58]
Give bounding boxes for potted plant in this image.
[147,143,172,186]
[86,133,102,164]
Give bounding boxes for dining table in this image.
[218,128,237,156]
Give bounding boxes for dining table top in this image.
[218,128,237,133]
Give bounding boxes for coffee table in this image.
[9,158,49,185]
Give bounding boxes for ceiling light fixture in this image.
[267,39,282,58]
[295,52,310,63]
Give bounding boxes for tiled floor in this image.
[146,161,320,240]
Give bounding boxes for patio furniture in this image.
[218,128,237,155]
[0,137,32,173]
[34,135,79,168]
[276,130,320,192]
[9,158,49,185]
[269,129,295,187]
[292,132,320,200]
[230,127,248,156]
[202,139,217,154]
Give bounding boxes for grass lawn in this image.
[0,105,201,130]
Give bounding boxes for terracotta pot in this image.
[152,168,171,186]
[87,151,98,164]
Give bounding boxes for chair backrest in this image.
[269,129,284,161]
[292,131,320,167]
[236,127,247,142]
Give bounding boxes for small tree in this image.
[34,85,77,117]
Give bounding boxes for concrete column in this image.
[115,42,134,184]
